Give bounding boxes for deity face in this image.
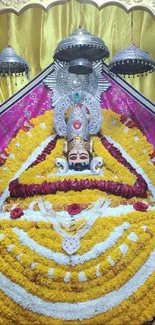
[68,148,90,171]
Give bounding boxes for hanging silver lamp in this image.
[109,12,155,77]
[69,58,93,74]
[0,14,29,82]
[54,28,109,74]
[109,44,155,76]
[0,46,29,79]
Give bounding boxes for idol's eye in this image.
[80,154,88,160]
[69,155,77,161]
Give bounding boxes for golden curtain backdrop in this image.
[0,2,155,103]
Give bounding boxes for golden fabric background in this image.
[0,2,155,103]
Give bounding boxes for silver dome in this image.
[69,58,93,74]
[109,44,155,75]
[0,46,29,78]
[54,28,109,63]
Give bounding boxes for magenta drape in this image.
[0,74,155,153]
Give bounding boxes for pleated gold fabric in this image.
[0,2,155,103]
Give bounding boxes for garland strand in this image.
[29,135,58,168]
[9,137,148,199]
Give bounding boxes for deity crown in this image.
[67,136,90,153]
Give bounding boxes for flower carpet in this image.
[0,109,155,325]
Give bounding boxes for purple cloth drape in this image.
[101,76,155,147]
[0,84,52,152]
[0,74,154,153]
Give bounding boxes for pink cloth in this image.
[101,76,155,147]
[0,84,52,152]
[0,75,154,153]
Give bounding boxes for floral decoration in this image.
[10,207,24,219]
[133,202,148,212]
[67,203,82,215]
[8,128,148,199]
[29,136,58,168]
[0,109,155,325]
[9,175,147,199]
[120,116,137,128]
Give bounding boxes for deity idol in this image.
[55,104,103,174]
[66,106,91,171]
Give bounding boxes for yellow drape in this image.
[0,2,155,103]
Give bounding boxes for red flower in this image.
[0,156,6,165]
[133,202,148,212]
[67,203,82,216]
[22,121,34,132]
[120,116,136,128]
[10,207,24,219]
[0,150,9,165]
[150,149,155,159]
[150,149,155,164]
[126,120,136,128]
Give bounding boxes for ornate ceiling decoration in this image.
[0,0,155,16]
[80,0,155,17]
[0,0,68,14]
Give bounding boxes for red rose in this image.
[126,120,136,128]
[10,207,24,219]
[150,149,155,164]
[71,180,79,190]
[22,121,34,132]
[67,203,82,216]
[0,156,6,165]
[60,180,68,192]
[120,115,127,124]
[150,149,155,159]
[133,202,148,212]
[42,181,51,193]
[120,116,136,128]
